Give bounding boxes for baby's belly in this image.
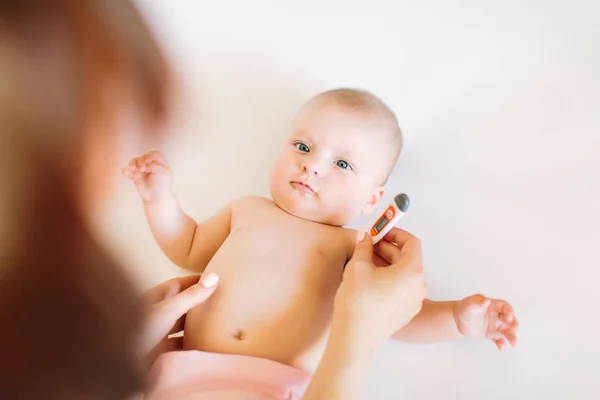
[183,251,338,373]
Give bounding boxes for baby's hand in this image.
[454,294,519,351]
[122,151,173,202]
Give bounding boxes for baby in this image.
[123,88,519,374]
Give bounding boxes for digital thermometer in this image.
[369,193,410,244]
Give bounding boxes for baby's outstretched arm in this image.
[391,299,462,343]
[123,151,231,271]
[392,295,519,350]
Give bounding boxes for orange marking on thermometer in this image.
[369,193,410,244]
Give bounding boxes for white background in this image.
[100,1,600,398]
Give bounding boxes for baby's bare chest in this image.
[185,199,354,369]
[210,200,352,288]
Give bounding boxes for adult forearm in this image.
[143,195,197,267]
[391,299,463,343]
[302,319,377,400]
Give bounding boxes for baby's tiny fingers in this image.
[494,338,505,351]
[501,302,515,323]
[500,326,518,347]
[131,171,145,181]
[505,317,519,337]
[128,158,138,171]
[143,151,170,168]
[144,161,168,175]
[122,168,140,180]
[500,312,513,324]
[136,157,147,172]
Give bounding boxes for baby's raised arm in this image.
[123,151,231,272]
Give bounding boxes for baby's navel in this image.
[232,329,245,341]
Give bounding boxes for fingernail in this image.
[355,230,367,244]
[200,272,219,288]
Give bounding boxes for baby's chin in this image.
[271,192,354,227]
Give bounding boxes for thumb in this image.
[470,294,491,308]
[465,296,490,312]
[350,230,374,265]
[480,297,491,308]
[165,273,219,317]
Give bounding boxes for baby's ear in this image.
[362,185,385,215]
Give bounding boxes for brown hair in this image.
[0,0,173,398]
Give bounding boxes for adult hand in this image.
[140,272,219,365]
[303,228,426,400]
[333,228,427,348]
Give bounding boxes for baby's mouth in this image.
[290,180,316,194]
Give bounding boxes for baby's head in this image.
[269,88,402,226]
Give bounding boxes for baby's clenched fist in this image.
[122,151,173,202]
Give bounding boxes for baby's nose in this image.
[302,161,320,176]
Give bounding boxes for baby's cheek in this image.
[270,156,290,181]
[326,188,364,224]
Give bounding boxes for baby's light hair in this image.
[312,88,403,184]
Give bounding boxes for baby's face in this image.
[269,101,392,226]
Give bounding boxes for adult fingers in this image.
[161,273,219,318]
[143,279,177,305]
[146,336,184,367]
[383,227,419,248]
[140,275,215,360]
[349,231,374,266]
[174,274,205,292]
[383,229,422,263]
[372,251,389,267]
[168,315,186,336]
[375,239,423,276]
[143,275,202,305]
[374,240,402,264]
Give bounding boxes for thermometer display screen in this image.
[374,215,389,233]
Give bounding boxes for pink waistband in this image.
[145,350,312,400]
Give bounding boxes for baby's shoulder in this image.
[338,227,358,245]
[319,225,358,261]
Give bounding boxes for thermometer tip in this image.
[394,193,410,212]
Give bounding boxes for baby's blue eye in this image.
[336,160,352,170]
[295,143,310,152]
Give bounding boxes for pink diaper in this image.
[144,350,312,400]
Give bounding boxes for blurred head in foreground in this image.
[0,0,174,398]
